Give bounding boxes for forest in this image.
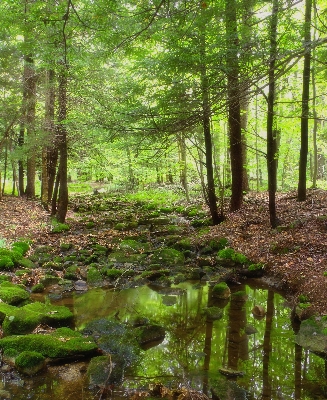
[0,0,326,228]
[2,1,327,398]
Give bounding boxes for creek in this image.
[1,280,326,399]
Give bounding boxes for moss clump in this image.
[64,265,79,280]
[15,351,45,375]
[203,307,223,321]
[31,283,45,293]
[119,239,150,253]
[151,248,185,267]
[1,301,73,335]
[248,263,264,271]
[212,282,231,299]
[60,243,72,251]
[0,327,97,358]
[0,282,30,305]
[217,248,249,264]
[12,241,30,256]
[101,268,123,280]
[51,219,70,233]
[87,267,103,286]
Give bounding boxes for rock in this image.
[74,280,88,291]
[0,282,30,305]
[15,351,45,376]
[252,305,266,318]
[212,282,231,299]
[133,324,166,348]
[218,368,245,377]
[295,316,327,357]
[245,325,257,335]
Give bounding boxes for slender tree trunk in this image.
[178,133,190,202]
[298,0,312,201]
[24,55,38,198]
[312,0,318,188]
[42,69,56,209]
[267,0,279,228]
[55,66,69,223]
[200,25,223,224]
[225,0,243,212]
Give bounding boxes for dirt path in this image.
[1,190,327,314]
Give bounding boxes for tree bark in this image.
[225,0,243,212]
[267,0,279,228]
[55,66,69,223]
[298,0,312,201]
[24,55,38,198]
[42,69,56,209]
[200,30,223,224]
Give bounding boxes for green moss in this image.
[119,239,150,253]
[31,283,45,293]
[114,223,126,231]
[298,294,309,303]
[0,282,30,305]
[2,302,74,335]
[51,219,70,233]
[12,241,30,256]
[248,263,264,271]
[87,267,103,286]
[64,265,79,280]
[60,243,73,251]
[218,248,249,264]
[0,328,97,358]
[15,351,45,375]
[86,221,95,229]
[18,258,36,269]
[102,268,123,280]
[151,248,185,266]
[212,282,229,294]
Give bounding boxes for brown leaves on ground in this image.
[202,189,327,314]
[1,189,327,314]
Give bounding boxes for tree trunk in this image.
[311,0,318,188]
[225,0,243,212]
[298,0,312,201]
[178,133,190,202]
[24,55,38,198]
[267,0,279,228]
[200,30,223,225]
[55,66,69,223]
[42,69,56,209]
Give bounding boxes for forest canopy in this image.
[0,0,326,227]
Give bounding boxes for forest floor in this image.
[1,188,327,314]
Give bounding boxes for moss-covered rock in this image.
[212,282,231,299]
[1,302,74,335]
[0,281,30,305]
[31,283,45,293]
[133,324,166,346]
[108,252,146,264]
[101,268,123,280]
[119,239,150,253]
[295,316,327,357]
[203,307,223,321]
[151,248,185,267]
[15,351,46,375]
[0,327,97,359]
[87,266,103,286]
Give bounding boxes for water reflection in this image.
[5,282,327,399]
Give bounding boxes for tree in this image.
[298,0,312,201]
[267,0,279,228]
[225,0,243,212]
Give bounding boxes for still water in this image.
[2,281,327,399]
